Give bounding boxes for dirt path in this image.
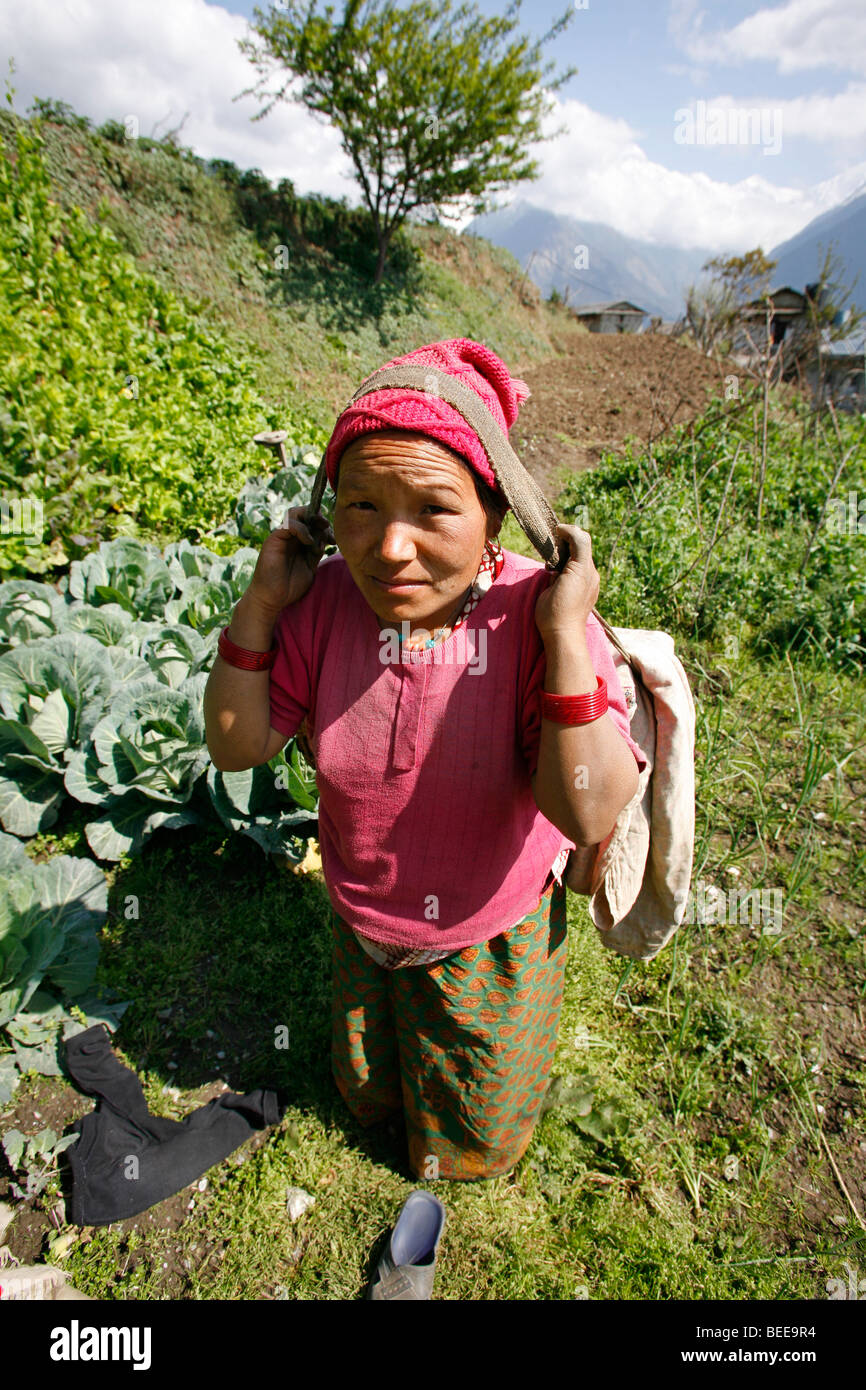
[512,330,731,494]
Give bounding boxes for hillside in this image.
[0,107,572,439]
[511,333,731,494]
[1,101,864,1312]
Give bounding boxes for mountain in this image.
[464,200,713,321]
[769,186,866,312]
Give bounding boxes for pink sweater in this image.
[267,549,646,952]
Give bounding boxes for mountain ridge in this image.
[768,189,866,311]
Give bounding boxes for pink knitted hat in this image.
[324,338,531,500]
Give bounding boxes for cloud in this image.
[494,97,866,252]
[662,61,711,85]
[1,0,354,193]
[669,0,866,77]
[699,84,866,144]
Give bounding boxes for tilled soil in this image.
[511,330,733,494]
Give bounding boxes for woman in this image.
[204,338,644,1183]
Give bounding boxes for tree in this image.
[702,248,777,311]
[237,0,578,284]
[685,279,737,357]
[684,248,777,357]
[683,249,779,528]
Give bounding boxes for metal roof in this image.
[821,327,866,358]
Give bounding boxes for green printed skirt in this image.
[330,876,568,1181]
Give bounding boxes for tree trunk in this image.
[373,234,389,286]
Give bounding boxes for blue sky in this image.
[2,0,865,252]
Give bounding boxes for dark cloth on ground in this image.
[64,1025,285,1225]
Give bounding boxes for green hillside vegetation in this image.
[1,99,864,1303]
[1,100,563,432]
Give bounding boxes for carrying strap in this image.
[309,363,634,667]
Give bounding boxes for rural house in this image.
[571,300,647,333]
[729,286,810,362]
[730,284,864,408]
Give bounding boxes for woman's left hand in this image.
[534,523,600,642]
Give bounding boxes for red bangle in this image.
[541,675,608,725]
[218,625,278,671]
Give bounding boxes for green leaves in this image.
[558,393,866,672]
[0,829,125,1101]
[0,113,332,1095]
[0,119,323,576]
[67,539,175,619]
[0,522,321,861]
[210,456,323,545]
[0,632,152,835]
[2,1124,80,1199]
[540,1072,630,1143]
[283,742,318,813]
[88,673,210,803]
[206,748,317,861]
[0,580,66,646]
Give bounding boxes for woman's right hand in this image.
[245,506,336,616]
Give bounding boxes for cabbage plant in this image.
[0,831,126,1104]
[63,537,175,619]
[0,523,320,860]
[0,633,151,836]
[207,453,324,545]
[64,672,210,860]
[206,740,318,860]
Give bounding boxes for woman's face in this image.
[333,430,495,634]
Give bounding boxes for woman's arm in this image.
[204,505,333,772]
[531,630,639,846]
[531,523,639,846]
[204,591,288,771]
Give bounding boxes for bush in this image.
[557,389,866,671]
[26,98,92,132]
[206,158,419,282]
[96,118,130,146]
